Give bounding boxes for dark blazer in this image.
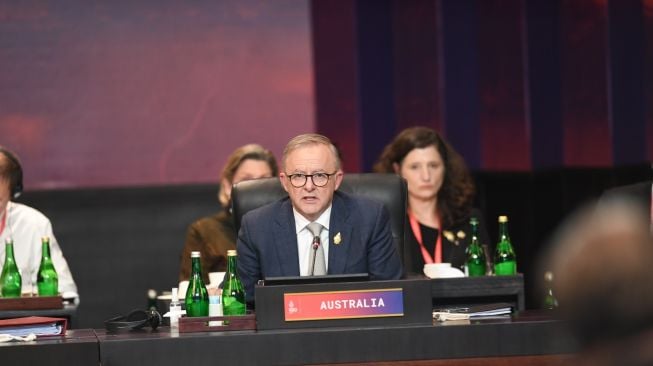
[178,210,236,283]
[237,191,403,303]
[404,208,491,274]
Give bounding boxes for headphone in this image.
[104,309,162,332]
[0,147,23,200]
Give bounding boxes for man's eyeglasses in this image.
[286,172,337,188]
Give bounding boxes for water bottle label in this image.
[209,302,223,326]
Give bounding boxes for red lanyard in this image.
[0,208,6,237]
[407,209,442,263]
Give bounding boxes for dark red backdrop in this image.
[1,0,651,190]
[0,0,313,189]
[313,0,653,173]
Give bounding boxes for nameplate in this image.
[255,279,431,330]
[284,288,403,321]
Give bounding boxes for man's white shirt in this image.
[0,202,79,298]
[293,205,332,276]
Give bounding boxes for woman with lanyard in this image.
[374,127,491,274]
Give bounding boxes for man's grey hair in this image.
[282,133,341,170]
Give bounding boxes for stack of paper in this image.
[0,316,67,338]
[433,303,513,321]
[1,323,63,337]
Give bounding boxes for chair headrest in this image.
[230,173,407,264]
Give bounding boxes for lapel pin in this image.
[333,232,342,245]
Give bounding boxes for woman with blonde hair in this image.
[179,144,278,282]
[374,127,489,274]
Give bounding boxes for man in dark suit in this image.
[237,134,403,303]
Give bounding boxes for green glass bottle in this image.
[543,271,558,310]
[37,236,59,296]
[185,251,209,317]
[222,250,246,316]
[465,217,486,277]
[1,238,22,297]
[494,215,517,275]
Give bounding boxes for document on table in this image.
[1,323,63,336]
[0,316,67,338]
[433,303,513,321]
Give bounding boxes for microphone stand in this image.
[309,236,320,276]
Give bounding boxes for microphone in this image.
[309,236,320,275]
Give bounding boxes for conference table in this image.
[1,311,576,366]
[1,276,576,365]
[0,328,99,365]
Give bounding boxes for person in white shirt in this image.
[0,147,78,299]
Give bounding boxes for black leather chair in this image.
[231,173,407,264]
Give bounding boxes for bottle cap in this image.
[469,217,479,225]
[227,249,237,256]
[41,236,50,243]
[191,251,201,258]
[148,289,157,299]
[498,215,508,223]
[4,237,12,244]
